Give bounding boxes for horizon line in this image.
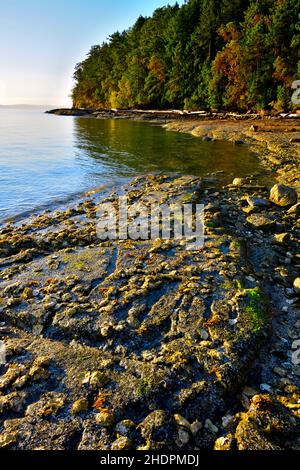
[0,103,70,108]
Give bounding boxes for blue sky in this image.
[0,0,184,106]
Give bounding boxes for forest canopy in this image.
[72,0,300,112]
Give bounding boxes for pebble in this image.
[199,329,209,340]
[222,415,234,428]
[274,233,290,244]
[190,420,202,436]
[269,184,298,207]
[214,436,232,450]
[232,178,245,187]
[288,329,299,340]
[174,414,190,430]
[111,436,132,450]
[95,410,115,427]
[115,419,136,437]
[176,428,190,447]
[71,398,89,415]
[204,419,218,433]
[260,383,272,393]
[246,214,275,231]
[246,196,270,208]
[293,278,300,295]
[90,371,106,388]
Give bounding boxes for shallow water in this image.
[0,107,265,221]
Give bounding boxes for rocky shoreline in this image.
[0,110,299,450]
[165,119,300,193]
[46,108,300,192]
[0,172,299,450]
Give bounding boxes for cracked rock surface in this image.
[0,174,299,450]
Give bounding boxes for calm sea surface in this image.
[0,107,264,221]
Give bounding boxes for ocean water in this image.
[0,107,263,221]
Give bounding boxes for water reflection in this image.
[73,117,261,183]
[0,108,266,221]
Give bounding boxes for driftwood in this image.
[46,107,300,121]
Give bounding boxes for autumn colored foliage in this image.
[72,0,300,112]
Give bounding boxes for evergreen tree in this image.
[72,0,300,112]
